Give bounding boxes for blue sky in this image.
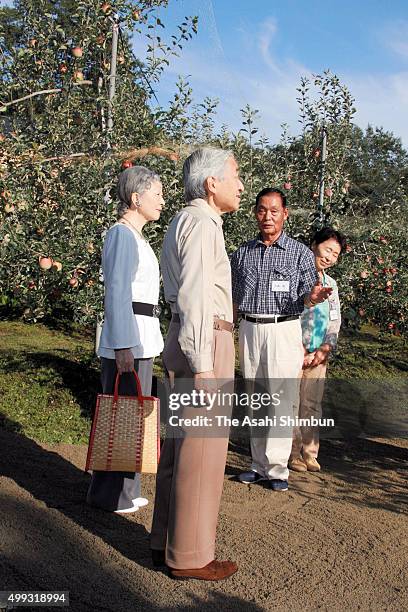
[1,0,407,146]
[132,0,408,147]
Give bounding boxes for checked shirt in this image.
[230,232,318,316]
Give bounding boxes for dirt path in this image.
[0,429,407,611]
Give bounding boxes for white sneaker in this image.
[114,504,139,514]
[132,497,149,508]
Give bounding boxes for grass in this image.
[0,320,407,445]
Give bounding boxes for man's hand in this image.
[306,281,332,306]
[115,348,134,374]
[194,370,217,399]
[310,344,331,367]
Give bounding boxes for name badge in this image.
[271,280,290,292]
[329,300,339,320]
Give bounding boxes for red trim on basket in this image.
[113,370,144,406]
[98,394,158,402]
[135,403,144,471]
[85,394,102,472]
[106,399,118,470]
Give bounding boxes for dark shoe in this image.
[238,470,265,484]
[169,559,238,581]
[269,479,289,492]
[151,549,166,567]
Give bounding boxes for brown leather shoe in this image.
[288,457,307,472]
[169,559,238,581]
[303,455,321,472]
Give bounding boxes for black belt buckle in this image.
[132,301,161,317]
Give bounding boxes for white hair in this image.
[183,147,234,202]
[117,166,161,217]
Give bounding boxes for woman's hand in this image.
[303,351,316,369]
[310,343,331,367]
[115,348,134,374]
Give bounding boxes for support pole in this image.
[106,16,119,147]
[317,127,327,224]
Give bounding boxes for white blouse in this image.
[98,223,164,359]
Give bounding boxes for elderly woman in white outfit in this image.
[87,166,164,513]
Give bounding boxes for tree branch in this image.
[0,81,93,109]
[36,146,179,164]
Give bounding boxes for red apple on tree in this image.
[324,187,333,197]
[73,70,84,82]
[72,46,83,58]
[38,256,53,270]
[122,160,133,169]
[59,63,68,74]
[69,277,79,287]
[360,270,369,279]
[283,182,292,190]
[101,2,111,13]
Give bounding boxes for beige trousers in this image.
[291,362,327,459]
[239,318,304,481]
[150,319,235,569]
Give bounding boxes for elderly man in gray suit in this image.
[150,148,244,581]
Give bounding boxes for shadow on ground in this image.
[227,435,408,515]
[0,415,264,612]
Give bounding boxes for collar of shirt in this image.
[187,198,223,227]
[252,230,288,249]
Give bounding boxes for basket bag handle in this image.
[113,369,144,406]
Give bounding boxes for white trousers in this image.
[239,318,304,480]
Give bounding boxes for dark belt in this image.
[132,302,161,317]
[172,313,234,333]
[241,314,300,324]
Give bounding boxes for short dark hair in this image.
[311,227,347,253]
[255,187,287,209]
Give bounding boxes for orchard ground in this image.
[0,321,407,611]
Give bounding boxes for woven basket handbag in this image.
[85,370,160,473]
